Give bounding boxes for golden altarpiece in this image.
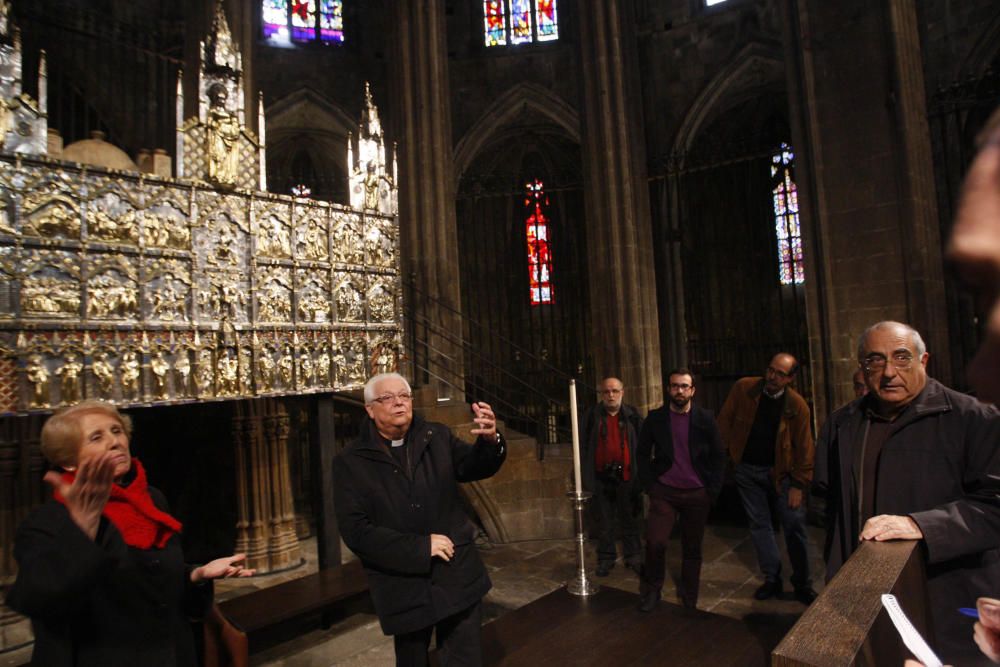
[0,1,402,644]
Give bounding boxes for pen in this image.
[959,607,980,619]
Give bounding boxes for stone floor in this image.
[0,513,826,667]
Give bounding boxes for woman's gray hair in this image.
[364,372,412,403]
[856,321,927,361]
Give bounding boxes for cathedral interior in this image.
[0,0,998,663]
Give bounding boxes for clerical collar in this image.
[390,438,404,448]
[763,388,785,400]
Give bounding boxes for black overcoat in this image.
[821,378,1000,662]
[7,488,210,667]
[332,415,506,635]
[635,404,726,497]
[580,403,643,492]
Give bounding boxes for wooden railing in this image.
[773,540,930,666]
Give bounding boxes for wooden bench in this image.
[217,560,369,653]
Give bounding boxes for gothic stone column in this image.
[389,0,465,399]
[783,0,949,421]
[577,0,663,411]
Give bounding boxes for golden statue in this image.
[25,354,49,407]
[120,351,141,400]
[205,83,241,187]
[174,352,191,396]
[56,353,84,404]
[257,351,275,392]
[196,349,214,397]
[150,350,169,399]
[316,348,331,386]
[92,352,115,397]
[298,351,313,388]
[278,347,294,388]
[364,161,380,211]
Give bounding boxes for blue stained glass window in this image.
[771,142,804,285]
[264,0,344,44]
[484,0,557,47]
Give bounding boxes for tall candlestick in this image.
[569,379,582,495]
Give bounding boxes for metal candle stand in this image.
[565,490,599,596]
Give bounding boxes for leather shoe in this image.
[637,590,660,612]
[625,561,642,575]
[794,585,818,605]
[753,580,782,600]
[595,562,613,577]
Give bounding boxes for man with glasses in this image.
[580,377,644,577]
[635,369,725,611]
[718,352,817,604]
[822,321,1000,663]
[333,372,506,666]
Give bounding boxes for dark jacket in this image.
[822,378,1000,661]
[332,414,506,635]
[718,376,814,490]
[636,404,726,497]
[7,489,210,667]
[580,403,643,492]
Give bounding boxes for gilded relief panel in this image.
[367,277,395,323]
[143,189,192,250]
[296,268,331,323]
[331,211,364,265]
[255,200,293,260]
[334,271,365,323]
[369,332,399,377]
[20,250,81,318]
[144,259,192,323]
[85,184,141,246]
[257,266,293,323]
[86,255,139,320]
[0,245,14,317]
[332,332,366,387]
[365,216,397,269]
[296,206,329,262]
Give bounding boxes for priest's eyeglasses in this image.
[371,391,413,404]
[863,352,915,371]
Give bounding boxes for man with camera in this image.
[718,353,817,605]
[580,377,644,577]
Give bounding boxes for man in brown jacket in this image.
[718,352,816,604]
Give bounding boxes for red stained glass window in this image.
[264,0,344,44]
[485,0,558,47]
[525,179,554,305]
[484,1,507,47]
[771,143,804,285]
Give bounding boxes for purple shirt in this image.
[657,410,704,489]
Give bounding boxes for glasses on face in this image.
[669,383,693,391]
[766,366,793,379]
[863,351,915,372]
[370,391,413,405]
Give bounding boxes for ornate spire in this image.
[205,1,240,77]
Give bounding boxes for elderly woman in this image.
[7,400,252,666]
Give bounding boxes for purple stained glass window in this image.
[263,0,288,41]
[510,0,533,44]
[319,0,344,42]
[290,0,316,41]
[771,143,804,285]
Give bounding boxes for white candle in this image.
[569,379,582,495]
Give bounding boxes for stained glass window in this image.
[771,143,804,285]
[264,0,344,44]
[484,1,507,47]
[525,179,554,305]
[484,0,558,47]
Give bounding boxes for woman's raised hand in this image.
[44,450,117,540]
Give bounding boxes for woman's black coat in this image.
[332,415,506,635]
[7,488,210,666]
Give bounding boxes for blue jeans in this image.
[734,462,810,588]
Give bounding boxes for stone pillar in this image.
[782,0,949,421]
[264,401,300,570]
[388,0,464,399]
[576,0,663,411]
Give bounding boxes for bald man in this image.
[718,353,816,604]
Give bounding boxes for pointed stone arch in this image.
[453,82,581,185]
[671,42,785,159]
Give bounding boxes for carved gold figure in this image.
[22,276,80,316]
[25,354,49,407]
[302,219,328,260]
[333,216,364,264]
[239,350,252,393]
[120,351,141,400]
[196,349,214,397]
[89,209,138,243]
[217,350,238,395]
[150,350,169,399]
[174,352,191,396]
[364,161,380,211]
[278,347,294,388]
[257,351,275,392]
[56,353,83,404]
[316,347,331,386]
[337,281,364,321]
[27,204,80,238]
[92,352,115,397]
[205,83,241,187]
[298,351,313,388]
[368,284,394,322]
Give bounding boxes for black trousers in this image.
[594,477,642,566]
[392,600,483,667]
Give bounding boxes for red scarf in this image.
[55,458,182,549]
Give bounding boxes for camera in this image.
[600,462,625,483]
